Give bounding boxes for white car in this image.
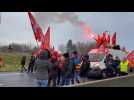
[87,48,128,78]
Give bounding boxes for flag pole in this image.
[35,39,39,48]
[27,12,39,48]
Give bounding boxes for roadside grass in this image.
[0,52,30,72]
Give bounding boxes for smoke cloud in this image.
[35,12,81,26]
[34,12,95,38]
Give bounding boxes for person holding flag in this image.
[33,49,51,87]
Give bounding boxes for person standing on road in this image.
[104,54,115,77]
[72,51,81,83]
[60,52,74,86]
[28,56,36,73]
[57,54,65,86]
[80,54,91,82]
[48,51,58,87]
[20,56,27,72]
[34,49,51,87]
[119,57,129,76]
[113,56,121,76]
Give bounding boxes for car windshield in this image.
[89,53,105,62]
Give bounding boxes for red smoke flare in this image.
[79,22,97,40]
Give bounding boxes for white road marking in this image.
[64,73,134,87]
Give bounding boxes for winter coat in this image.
[80,60,90,77]
[48,60,58,77]
[33,50,51,80]
[34,59,51,80]
[63,58,74,77]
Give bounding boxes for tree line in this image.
[59,39,96,55]
[0,43,37,53]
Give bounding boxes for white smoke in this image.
[34,12,82,28]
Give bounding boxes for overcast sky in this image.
[0,12,134,51]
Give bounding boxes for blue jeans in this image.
[60,73,71,86]
[36,80,48,87]
[74,71,80,82]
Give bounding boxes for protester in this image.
[60,52,74,86]
[34,49,51,87]
[28,56,36,73]
[57,54,65,86]
[119,57,129,76]
[72,51,81,83]
[80,54,90,82]
[48,51,58,87]
[112,56,121,76]
[104,54,115,77]
[20,56,27,72]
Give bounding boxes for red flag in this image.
[96,34,102,48]
[102,32,107,48]
[28,12,43,42]
[40,27,50,50]
[107,34,110,45]
[32,48,42,57]
[112,32,116,46]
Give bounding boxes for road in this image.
[0,72,134,87]
[0,72,37,87]
[68,73,134,87]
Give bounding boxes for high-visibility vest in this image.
[120,60,129,73]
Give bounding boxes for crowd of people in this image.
[104,54,129,77]
[20,49,130,87]
[20,49,91,87]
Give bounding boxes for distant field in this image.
[0,52,30,72]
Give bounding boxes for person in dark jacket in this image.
[34,49,51,87]
[48,54,58,87]
[80,54,90,82]
[20,56,27,72]
[57,54,65,86]
[28,56,36,73]
[104,54,115,77]
[112,56,121,76]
